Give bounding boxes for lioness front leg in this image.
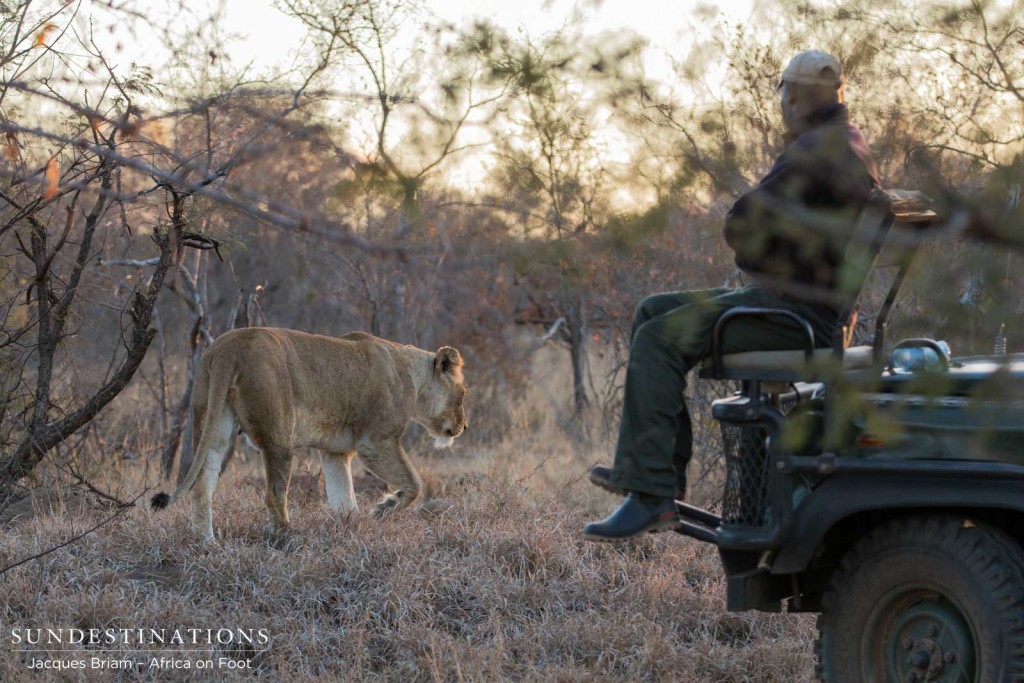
[323,450,357,513]
[358,437,422,517]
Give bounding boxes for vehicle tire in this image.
[815,514,1024,683]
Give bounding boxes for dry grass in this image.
[0,451,815,681]
[0,346,817,681]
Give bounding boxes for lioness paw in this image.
[372,493,401,517]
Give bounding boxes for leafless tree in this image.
[0,0,395,505]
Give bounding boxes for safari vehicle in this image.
[674,189,1024,682]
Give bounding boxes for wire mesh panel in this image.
[720,423,772,527]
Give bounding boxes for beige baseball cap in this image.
[781,50,843,88]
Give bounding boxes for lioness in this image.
[151,328,468,540]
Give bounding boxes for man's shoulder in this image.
[791,118,858,148]
[787,118,873,166]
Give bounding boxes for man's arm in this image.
[723,148,810,273]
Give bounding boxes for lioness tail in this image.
[150,355,234,512]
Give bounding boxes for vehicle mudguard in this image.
[771,473,1024,574]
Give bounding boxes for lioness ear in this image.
[435,347,463,376]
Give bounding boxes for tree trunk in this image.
[390,179,419,341]
[566,294,590,422]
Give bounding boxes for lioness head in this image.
[419,346,468,448]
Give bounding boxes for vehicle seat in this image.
[698,188,935,387]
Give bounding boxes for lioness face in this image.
[422,347,468,448]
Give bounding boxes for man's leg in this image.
[630,289,728,339]
[634,289,729,496]
[592,416,693,498]
[671,404,693,497]
[606,305,712,500]
[590,289,726,496]
[584,285,833,541]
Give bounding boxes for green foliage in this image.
[603,203,674,251]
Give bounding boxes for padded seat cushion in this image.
[700,345,875,380]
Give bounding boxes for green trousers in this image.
[609,285,836,499]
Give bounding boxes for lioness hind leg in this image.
[358,437,422,517]
[190,410,236,541]
[261,445,293,533]
[323,451,357,513]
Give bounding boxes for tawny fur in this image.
[151,328,468,540]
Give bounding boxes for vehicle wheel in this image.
[815,514,1024,683]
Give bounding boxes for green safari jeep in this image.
[674,190,1024,682]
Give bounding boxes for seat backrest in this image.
[833,189,935,352]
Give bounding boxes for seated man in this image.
[583,50,880,542]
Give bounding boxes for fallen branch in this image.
[61,460,136,509]
[98,257,161,267]
[537,317,566,345]
[0,488,148,578]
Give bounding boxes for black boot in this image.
[582,492,680,542]
[588,465,627,496]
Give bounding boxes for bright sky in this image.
[218,0,745,69]
[107,0,755,86]
[84,0,749,188]
[42,0,756,195]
